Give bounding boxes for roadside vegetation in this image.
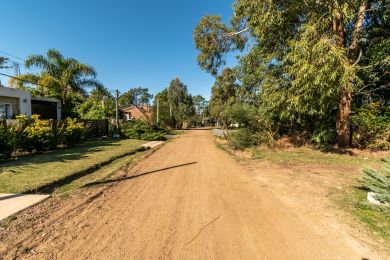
[216,135,390,243]
[194,1,389,243]
[0,115,85,161]
[121,120,167,141]
[0,138,145,194]
[193,1,389,150]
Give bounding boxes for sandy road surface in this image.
[0,130,383,259]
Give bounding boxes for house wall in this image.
[0,96,20,116]
[0,87,32,116]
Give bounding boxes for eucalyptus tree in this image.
[167,78,195,128]
[9,49,104,106]
[194,0,386,147]
[208,68,239,126]
[119,87,153,108]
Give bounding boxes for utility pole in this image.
[156,98,159,125]
[113,89,120,139]
[12,62,20,76]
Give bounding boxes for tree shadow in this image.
[315,146,355,156]
[82,161,198,188]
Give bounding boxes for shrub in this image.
[121,120,167,141]
[228,128,254,149]
[352,102,390,150]
[310,129,337,145]
[0,125,15,161]
[18,114,55,152]
[64,118,85,146]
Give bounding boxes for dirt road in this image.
[0,130,383,259]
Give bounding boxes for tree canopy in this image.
[8,49,105,118]
[119,87,153,108]
[194,0,390,147]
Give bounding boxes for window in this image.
[0,103,11,119]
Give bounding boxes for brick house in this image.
[122,105,152,122]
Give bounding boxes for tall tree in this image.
[9,49,104,106]
[77,88,115,119]
[208,68,239,126]
[152,88,171,126]
[119,87,153,108]
[193,95,208,116]
[194,0,387,147]
[192,95,208,126]
[167,78,195,128]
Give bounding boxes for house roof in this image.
[122,105,152,120]
[31,96,60,103]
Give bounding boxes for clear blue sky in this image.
[0,0,237,100]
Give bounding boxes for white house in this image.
[0,84,61,119]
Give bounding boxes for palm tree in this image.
[10,49,104,105]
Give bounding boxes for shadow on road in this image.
[82,161,198,188]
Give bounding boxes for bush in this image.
[121,120,167,141]
[17,114,55,152]
[64,118,85,146]
[310,129,337,145]
[0,125,15,161]
[352,103,390,150]
[228,128,254,149]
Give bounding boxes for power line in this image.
[0,50,25,61]
[0,49,41,74]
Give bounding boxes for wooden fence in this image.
[1,119,109,139]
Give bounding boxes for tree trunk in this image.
[333,12,351,147]
[336,86,352,147]
[62,85,69,105]
[335,1,368,148]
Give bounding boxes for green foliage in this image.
[362,165,390,205]
[167,78,195,128]
[64,118,85,146]
[192,95,208,126]
[77,89,115,119]
[283,23,356,118]
[152,79,195,129]
[310,129,338,145]
[225,102,258,129]
[121,120,167,141]
[352,103,390,150]
[18,114,55,152]
[209,68,239,126]
[227,128,253,149]
[194,0,389,148]
[0,115,88,159]
[119,87,153,108]
[0,125,15,161]
[193,16,245,75]
[9,49,104,118]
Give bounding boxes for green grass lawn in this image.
[337,188,390,244]
[0,138,145,194]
